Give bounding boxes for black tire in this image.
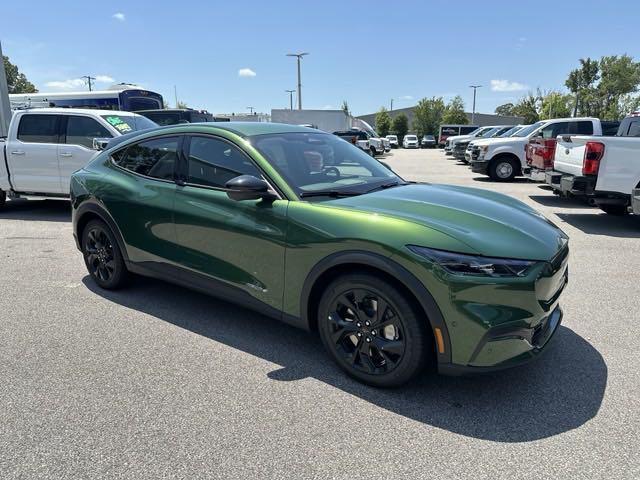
[370,147,377,157]
[317,273,431,387]
[489,156,518,181]
[0,190,6,210]
[599,204,629,215]
[81,219,129,289]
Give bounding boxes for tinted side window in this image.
[113,136,179,180]
[17,115,60,143]
[65,116,113,148]
[541,122,572,139]
[143,112,181,126]
[627,120,640,137]
[187,136,261,188]
[572,121,594,135]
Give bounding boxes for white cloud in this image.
[515,37,526,50]
[95,75,115,83]
[322,104,334,110]
[490,79,529,92]
[238,68,256,77]
[44,75,115,90]
[112,12,125,21]
[399,95,413,100]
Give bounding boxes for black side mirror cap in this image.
[225,175,275,201]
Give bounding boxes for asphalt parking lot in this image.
[1,148,638,479]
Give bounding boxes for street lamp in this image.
[247,106,255,115]
[285,89,296,110]
[469,85,482,124]
[286,52,309,110]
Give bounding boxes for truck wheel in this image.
[0,190,5,210]
[489,157,518,182]
[599,204,629,215]
[370,146,377,157]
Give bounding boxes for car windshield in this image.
[251,132,403,198]
[100,114,158,134]
[387,135,397,140]
[478,127,499,137]
[406,135,417,140]
[513,122,545,137]
[424,135,434,139]
[466,127,483,136]
[500,126,521,137]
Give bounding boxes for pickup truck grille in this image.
[469,146,481,161]
[453,142,469,156]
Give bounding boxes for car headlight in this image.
[479,145,489,152]
[407,245,535,277]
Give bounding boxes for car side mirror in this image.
[92,138,111,151]
[225,175,275,201]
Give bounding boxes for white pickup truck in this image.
[469,117,606,182]
[1,108,156,209]
[546,112,640,215]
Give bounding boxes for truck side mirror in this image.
[92,138,111,151]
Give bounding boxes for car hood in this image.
[472,137,527,147]
[448,135,473,143]
[330,183,567,261]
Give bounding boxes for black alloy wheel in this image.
[82,220,128,289]
[318,273,430,387]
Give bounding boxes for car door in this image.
[58,115,114,193]
[173,134,288,312]
[104,135,182,266]
[7,113,63,194]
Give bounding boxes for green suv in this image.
[71,123,568,387]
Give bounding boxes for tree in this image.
[539,91,572,120]
[2,55,37,94]
[565,57,599,116]
[412,96,445,138]
[598,55,640,119]
[512,94,539,124]
[341,100,350,116]
[494,103,515,116]
[375,107,392,137]
[391,113,409,143]
[442,95,468,124]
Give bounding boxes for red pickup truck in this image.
[523,119,619,182]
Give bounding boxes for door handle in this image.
[11,150,25,155]
[60,152,73,157]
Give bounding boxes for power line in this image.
[82,75,96,92]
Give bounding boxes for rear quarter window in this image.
[17,114,60,143]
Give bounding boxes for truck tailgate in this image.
[553,136,590,176]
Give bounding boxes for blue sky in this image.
[3,0,639,116]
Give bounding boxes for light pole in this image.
[285,90,295,110]
[469,85,482,124]
[247,106,255,115]
[390,99,394,111]
[82,75,96,91]
[286,52,309,110]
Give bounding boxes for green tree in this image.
[375,107,392,137]
[2,55,37,94]
[565,57,600,116]
[341,100,350,116]
[442,95,468,124]
[391,113,409,143]
[412,96,446,138]
[494,103,515,116]
[539,91,572,120]
[512,94,539,124]
[597,55,640,119]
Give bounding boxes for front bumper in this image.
[632,188,640,215]
[470,159,489,174]
[545,171,595,196]
[523,166,547,182]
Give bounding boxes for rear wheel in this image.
[489,157,518,181]
[599,204,629,215]
[317,273,431,387]
[81,219,128,289]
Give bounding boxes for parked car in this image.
[382,137,391,152]
[523,119,619,182]
[0,108,157,208]
[546,112,640,214]
[386,135,399,148]
[470,118,609,182]
[333,129,370,154]
[137,108,229,126]
[452,126,513,162]
[464,125,527,162]
[421,135,437,148]
[445,126,496,156]
[439,124,479,147]
[403,134,419,148]
[71,122,568,387]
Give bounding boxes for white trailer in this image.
[271,109,352,133]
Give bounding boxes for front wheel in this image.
[317,273,431,387]
[489,157,518,181]
[0,190,6,210]
[81,219,129,289]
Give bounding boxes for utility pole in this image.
[0,41,11,138]
[469,85,482,124]
[174,85,178,108]
[390,99,394,111]
[286,52,309,110]
[285,90,295,110]
[247,106,255,115]
[82,75,96,92]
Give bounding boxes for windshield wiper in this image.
[365,181,407,193]
[300,190,362,198]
